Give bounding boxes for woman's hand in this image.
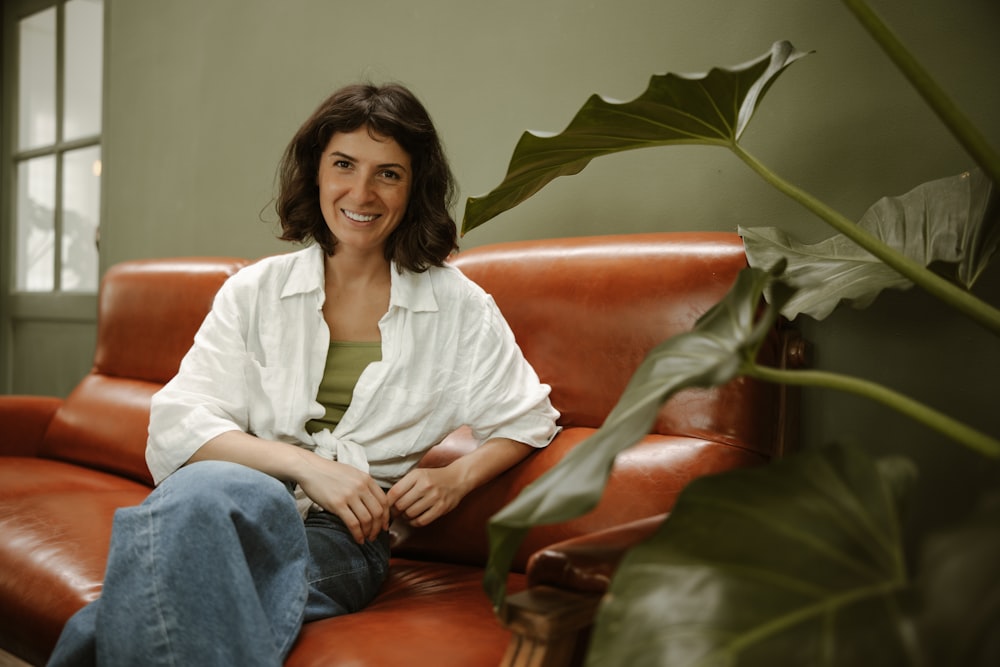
[386,466,470,528]
[189,430,388,544]
[387,437,536,527]
[297,458,390,544]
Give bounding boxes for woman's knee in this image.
[150,460,294,519]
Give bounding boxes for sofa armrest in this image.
[500,514,667,667]
[0,395,63,457]
[525,513,667,594]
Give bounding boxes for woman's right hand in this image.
[296,456,390,544]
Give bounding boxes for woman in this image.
[48,83,559,666]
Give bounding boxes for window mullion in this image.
[15,135,101,162]
[52,0,66,291]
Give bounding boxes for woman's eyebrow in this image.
[330,150,355,162]
[329,151,408,173]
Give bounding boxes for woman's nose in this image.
[350,176,376,202]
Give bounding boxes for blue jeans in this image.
[47,461,390,666]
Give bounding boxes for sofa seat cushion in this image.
[0,457,150,499]
[288,559,525,667]
[0,460,151,665]
[0,460,521,666]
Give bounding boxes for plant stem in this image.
[732,144,1000,337]
[747,364,1000,459]
[840,0,1000,186]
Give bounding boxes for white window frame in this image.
[1,0,106,393]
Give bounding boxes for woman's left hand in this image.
[386,438,537,527]
[386,466,470,527]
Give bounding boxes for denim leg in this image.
[46,600,99,667]
[48,461,309,667]
[302,511,390,622]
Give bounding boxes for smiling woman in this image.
[45,82,560,667]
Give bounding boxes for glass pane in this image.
[18,8,57,150]
[62,147,102,291]
[16,157,57,291]
[64,0,104,141]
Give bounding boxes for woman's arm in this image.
[190,431,389,543]
[386,437,533,527]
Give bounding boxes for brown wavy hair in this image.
[276,83,458,271]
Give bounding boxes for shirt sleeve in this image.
[462,294,560,447]
[145,276,252,484]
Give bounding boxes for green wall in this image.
[87,0,1000,523]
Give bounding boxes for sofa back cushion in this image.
[451,231,785,455]
[92,259,252,384]
[39,258,249,484]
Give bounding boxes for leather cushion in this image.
[288,559,526,667]
[452,232,750,435]
[93,258,249,384]
[0,460,150,665]
[39,375,160,486]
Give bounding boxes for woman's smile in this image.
[342,209,380,223]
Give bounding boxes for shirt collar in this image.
[389,264,439,313]
[279,244,326,299]
[278,244,439,313]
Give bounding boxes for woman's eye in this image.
[380,169,401,180]
[334,160,352,169]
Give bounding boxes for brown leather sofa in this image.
[0,232,802,666]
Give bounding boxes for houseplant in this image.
[464,1,1000,664]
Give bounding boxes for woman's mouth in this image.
[342,209,380,223]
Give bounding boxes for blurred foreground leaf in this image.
[588,444,919,667]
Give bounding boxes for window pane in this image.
[64,0,104,141]
[18,8,57,150]
[16,157,57,291]
[61,147,102,291]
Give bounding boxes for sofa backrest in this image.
[395,232,802,570]
[451,231,792,454]
[38,258,250,485]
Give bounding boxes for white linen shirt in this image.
[146,244,559,490]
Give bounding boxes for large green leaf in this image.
[913,490,1000,667]
[741,169,999,320]
[483,265,794,609]
[587,443,920,667]
[586,446,1000,666]
[462,41,810,234]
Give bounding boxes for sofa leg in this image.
[499,586,602,667]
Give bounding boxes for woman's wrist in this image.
[453,437,533,492]
[192,430,317,485]
[444,456,478,498]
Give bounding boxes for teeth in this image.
[343,210,379,223]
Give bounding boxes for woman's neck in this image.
[324,248,391,291]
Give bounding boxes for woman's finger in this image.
[335,502,370,544]
[358,485,389,540]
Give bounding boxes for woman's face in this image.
[317,128,412,256]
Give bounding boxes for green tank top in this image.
[305,341,382,435]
